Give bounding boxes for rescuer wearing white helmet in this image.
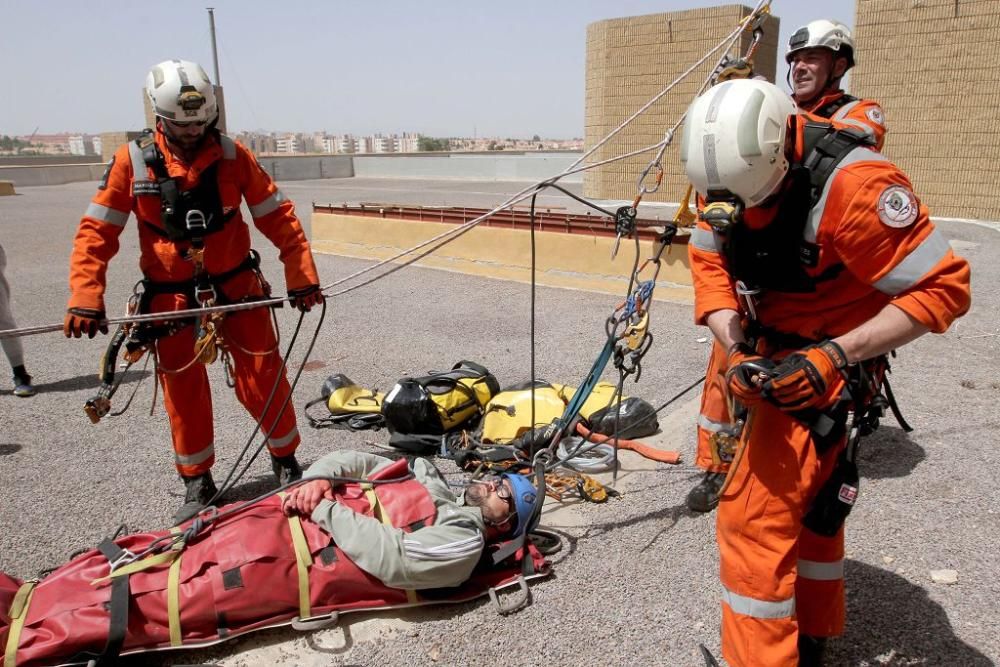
[66,59,325,524]
[144,59,219,156]
[685,20,891,517]
[682,78,970,665]
[786,20,886,149]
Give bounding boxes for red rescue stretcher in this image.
[0,460,549,666]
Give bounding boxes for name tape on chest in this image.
[877,185,918,228]
[133,181,161,196]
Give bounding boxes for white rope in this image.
[0,1,773,341]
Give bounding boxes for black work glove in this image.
[725,342,777,406]
[64,308,109,339]
[762,341,848,411]
[288,284,324,313]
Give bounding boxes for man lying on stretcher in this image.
[0,451,544,667]
[282,450,540,588]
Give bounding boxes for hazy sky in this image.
[1,0,855,137]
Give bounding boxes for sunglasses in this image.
[165,118,208,129]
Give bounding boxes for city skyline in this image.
[1,1,855,138]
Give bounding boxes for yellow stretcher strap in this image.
[4,581,37,667]
[279,492,314,619]
[90,549,180,585]
[362,483,418,603]
[166,527,184,647]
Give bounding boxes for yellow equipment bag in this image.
[481,381,568,444]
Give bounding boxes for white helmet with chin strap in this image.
[145,59,218,124]
[785,20,855,68]
[680,79,795,208]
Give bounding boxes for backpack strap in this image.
[812,93,857,120]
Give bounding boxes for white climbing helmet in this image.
[145,59,218,124]
[680,79,795,208]
[785,20,855,68]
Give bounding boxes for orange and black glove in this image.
[288,285,324,313]
[64,307,109,339]
[762,340,848,411]
[725,342,776,406]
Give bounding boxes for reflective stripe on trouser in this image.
[153,273,299,475]
[796,527,845,637]
[154,292,216,477]
[717,400,846,667]
[221,291,300,459]
[696,339,739,472]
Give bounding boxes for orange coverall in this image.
[68,130,320,477]
[688,116,970,666]
[693,90,887,473]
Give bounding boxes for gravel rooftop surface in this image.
[0,177,997,666]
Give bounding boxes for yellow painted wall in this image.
[312,212,694,304]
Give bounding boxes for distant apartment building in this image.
[92,135,103,158]
[275,135,299,154]
[335,135,355,154]
[67,135,96,156]
[398,133,420,153]
[18,133,73,155]
[355,136,372,154]
[371,134,395,153]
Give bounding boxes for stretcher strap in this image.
[361,483,418,604]
[279,492,314,619]
[3,581,37,667]
[90,549,180,584]
[167,527,184,647]
[103,575,130,662]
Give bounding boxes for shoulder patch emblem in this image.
[877,185,918,228]
[866,106,885,126]
[98,156,115,190]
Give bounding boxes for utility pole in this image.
[207,8,221,85]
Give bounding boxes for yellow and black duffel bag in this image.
[382,361,501,448]
[304,374,386,430]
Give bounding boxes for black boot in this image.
[11,365,35,398]
[271,453,302,487]
[174,472,218,525]
[798,634,827,667]
[686,471,726,512]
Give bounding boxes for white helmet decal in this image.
[681,79,795,208]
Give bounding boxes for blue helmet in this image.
[501,473,538,537]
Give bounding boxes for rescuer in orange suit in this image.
[682,79,970,666]
[687,19,888,513]
[65,59,324,523]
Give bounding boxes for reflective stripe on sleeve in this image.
[804,147,890,243]
[85,202,129,227]
[798,558,844,581]
[874,228,951,296]
[128,141,150,182]
[690,226,723,253]
[831,100,861,121]
[249,190,288,219]
[839,118,876,139]
[722,587,795,619]
[175,443,214,467]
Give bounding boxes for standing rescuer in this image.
[687,18,888,513]
[682,79,970,666]
[65,59,324,524]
